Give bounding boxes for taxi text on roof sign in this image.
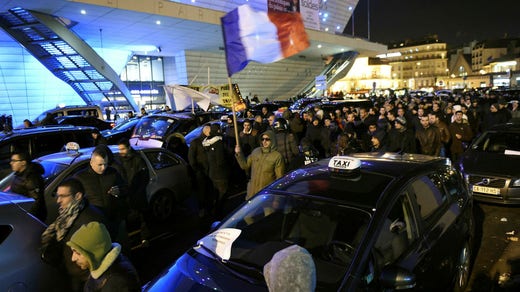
[328,156,361,171]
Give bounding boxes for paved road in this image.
[129,196,520,290]
[468,203,520,291]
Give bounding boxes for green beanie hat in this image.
[67,222,112,271]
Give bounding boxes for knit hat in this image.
[395,116,407,126]
[66,222,112,271]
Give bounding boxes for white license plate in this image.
[472,185,501,195]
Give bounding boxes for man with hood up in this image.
[235,130,285,200]
[67,222,140,291]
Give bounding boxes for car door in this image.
[141,149,190,202]
[405,172,458,290]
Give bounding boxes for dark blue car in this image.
[144,153,474,291]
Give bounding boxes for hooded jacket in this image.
[236,130,285,200]
[263,245,316,292]
[67,222,139,291]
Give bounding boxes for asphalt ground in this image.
[468,203,520,291]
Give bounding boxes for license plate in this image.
[472,185,501,195]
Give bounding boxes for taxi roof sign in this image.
[328,156,361,173]
[65,142,80,154]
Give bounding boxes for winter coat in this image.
[119,151,148,209]
[41,202,106,289]
[275,131,299,167]
[415,125,442,156]
[83,245,140,292]
[188,134,209,176]
[449,121,474,156]
[74,167,126,218]
[236,130,285,200]
[203,135,229,181]
[387,128,417,154]
[10,162,46,221]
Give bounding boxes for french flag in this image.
[221,5,309,77]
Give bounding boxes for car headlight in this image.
[463,173,470,185]
[512,178,520,187]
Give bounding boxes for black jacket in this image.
[10,162,46,221]
[84,253,140,292]
[119,151,148,209]
[74,166,127,221]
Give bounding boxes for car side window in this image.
[33,134,66,157]
[410,174,447,221]
[0,225,13,245]
[373,193,417,268]
[144,150,180,170]
[68,131,95,148]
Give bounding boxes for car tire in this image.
[150,191,175,222]
[453,239,472,292]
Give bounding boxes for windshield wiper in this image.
[194,243,264,285]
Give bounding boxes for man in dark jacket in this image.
[117,138,150,242]
[41,178,105,291]
[415,115,441,156]
[74,147,127,242]
[9,151,46,221]
[188,125,211,217]
[67,222,140,291]
[387,117,416,154]
[202,124,229,215]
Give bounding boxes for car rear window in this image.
[271,170,393,207]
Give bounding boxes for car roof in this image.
[267,153,449,209]
[488,122,520,132]
[0,125,97,140]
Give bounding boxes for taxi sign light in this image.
[65,142,80,154]
[328,156,361,173]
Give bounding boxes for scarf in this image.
[202,136,222,147]
[41,198,85,246]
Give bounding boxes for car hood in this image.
[144,250,266,292]
[460,150,520,177]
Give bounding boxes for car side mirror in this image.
[379,265,416,290]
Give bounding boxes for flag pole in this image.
[228,77,240,147]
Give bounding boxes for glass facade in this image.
[121,56,165,110]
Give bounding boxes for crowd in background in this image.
[186,90,519,218]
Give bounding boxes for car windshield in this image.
[112,119,138,131]
[209,193,371,289]
[132,116,175,140]
[472,131,520,153]
[39,161,69,184]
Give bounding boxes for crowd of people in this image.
[5,89,520,291]
[187,90,519,220]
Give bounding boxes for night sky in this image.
[344,0,520,47]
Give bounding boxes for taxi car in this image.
[0,144,191,224]
[0,192,66,291]
[144,153,474,291]
[459,123,520,204]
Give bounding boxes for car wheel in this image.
[453,239,472,292]
[150,191,175,222]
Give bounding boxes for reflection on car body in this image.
[145,153,474,291]
[0,192,66,291]
[459,123,520,204]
